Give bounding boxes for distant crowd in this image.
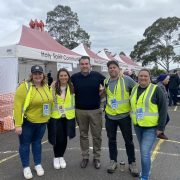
[125,69,180,107]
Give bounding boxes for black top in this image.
[137,85,167,131]
[71,71,105,110]
[168,74,180,90]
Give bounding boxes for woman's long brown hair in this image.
[55,68,74,95]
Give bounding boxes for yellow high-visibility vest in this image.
[51,85,75,120]
[105,77,130,115]
[130,83,159,127]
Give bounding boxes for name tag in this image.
[43,104,50,116]
[136,108,144,120]
[111,99,118,109]
[59,106,65,114]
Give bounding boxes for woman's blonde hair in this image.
[27,73,47,86]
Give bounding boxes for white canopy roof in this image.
[72,43,108,66]
[72,43,89,56]
[0,25,80,63]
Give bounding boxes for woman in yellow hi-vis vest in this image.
[130,69,167,180]
[47,68,76,170]
[14,65,53,179]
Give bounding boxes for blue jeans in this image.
[19,119,46,168]
[134,125,157,180]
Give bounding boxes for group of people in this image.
[155,70,180,107]
[153,70,180,139]
[13,56,168,180]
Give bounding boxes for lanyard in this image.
[36,86,50,103]
[136,87,147,107]
[107,78,119,98]
[113,82,118,99]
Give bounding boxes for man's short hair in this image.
[107,60,119,68]
[79,56,90,63]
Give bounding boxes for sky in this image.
[0,0,180,68]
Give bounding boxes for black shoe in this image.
[80,159,89,168]
[157,133,168,140]
[93,159,101,169]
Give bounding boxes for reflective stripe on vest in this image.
[130,83,159,127]
[105,77,130,115]
[51,85,75,120]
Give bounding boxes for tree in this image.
[130,17,180,72]
[150,65,166,76]
[46,5,91,49]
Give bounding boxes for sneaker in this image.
[93,159,101,169]
[34,164,44,176]
[59,157,66,169]
[157,133,168,140]
[129,162,139,177]
[53,157,60,169]
[23,167,33,179]
[107,160,117,173]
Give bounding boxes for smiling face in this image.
[59,70,69,86]
[32,72,44,85]
[79,59,91,74]
[138,70,151,88]
[108,64,120,79]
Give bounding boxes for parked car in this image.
[151,76,157,84]
[177,87,180,103]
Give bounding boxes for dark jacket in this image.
[47,117,76,145]
[169,74,180,90]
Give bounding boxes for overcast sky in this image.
[0,0,180,58]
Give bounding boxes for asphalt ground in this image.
[0,106,180,180]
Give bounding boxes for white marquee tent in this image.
[72,43,110,75]
[119,55,142,71]
[72,43,108,65]
[97,49,141,72]
[0,25,81,94]
[97,49,128,69]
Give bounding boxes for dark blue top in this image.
[71,71,105,110]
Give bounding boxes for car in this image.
[151,76,157,84]
[177,87,180,103]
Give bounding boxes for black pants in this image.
[105,115,136,164]
[169,89,178,106]
[53,118,67,157]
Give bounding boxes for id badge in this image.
[59,106,65,114]
[136,108,144,120]
[111,98,118,109]
[43,104,50,116]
